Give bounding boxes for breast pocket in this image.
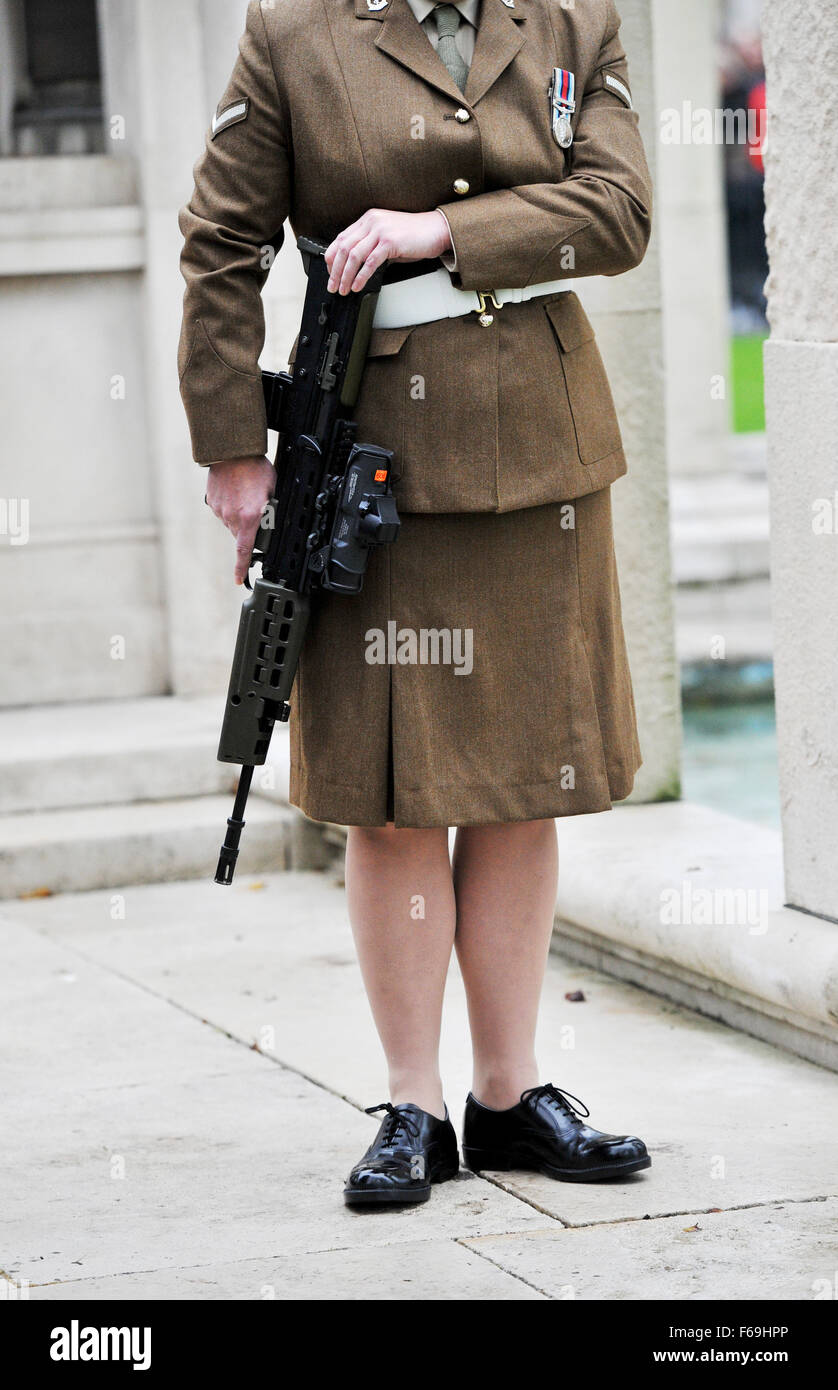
[543,294,623,467]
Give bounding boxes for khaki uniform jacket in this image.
[178,0,652,512]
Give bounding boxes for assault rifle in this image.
[214,235,400,884]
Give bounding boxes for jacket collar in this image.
[403,0,481,26]
[354,0,525,17]
[356,0,526,108]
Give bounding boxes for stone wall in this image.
[762,0,838,918]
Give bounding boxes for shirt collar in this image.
[405,0,481,29]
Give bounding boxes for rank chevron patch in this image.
[211,99,249,139]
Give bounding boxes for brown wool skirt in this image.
[288,486,641,827]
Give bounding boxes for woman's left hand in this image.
[325,209,452,295]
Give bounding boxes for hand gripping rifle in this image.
[214,235,400,884]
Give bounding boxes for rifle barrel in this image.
[214,763,255,885]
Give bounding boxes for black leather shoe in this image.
[344,1102,459,1206]
[463,1083,651,1183]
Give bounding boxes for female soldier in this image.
[179,0,653,1205]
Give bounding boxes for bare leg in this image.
[345,824,455,1119]
[453,819,558,1110]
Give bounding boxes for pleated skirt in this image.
[288,486,641,827]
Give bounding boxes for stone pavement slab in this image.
[12,873,838,1227]
[469,984,838,1226]
[0,919,544,1292]
[5,869,838,1300]
[462,1198,838,1302]
[27,1238,545,1301]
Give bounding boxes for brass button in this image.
[454,107,471,122]
[453,178,470,195]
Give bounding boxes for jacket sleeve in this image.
[178,1,291,465]
[435,0,652,291]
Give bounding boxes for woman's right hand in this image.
[206,455,276,585]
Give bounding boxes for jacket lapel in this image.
[373,0,464,103]
[364,0,526,108]
[463,0,525,107]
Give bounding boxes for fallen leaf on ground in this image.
[564,989,586,1002]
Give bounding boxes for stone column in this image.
[762,0,838,918]
[132,0,243,696]
[652,0,730,477]
[97,0,142,159]
[0,1,26,157]
[580,0,682,803]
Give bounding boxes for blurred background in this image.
[677,0,774,828]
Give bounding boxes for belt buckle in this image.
[476,290,502,327]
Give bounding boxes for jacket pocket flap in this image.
[287,324,413,366]
[544,293,596,353]
[367,325,415,358]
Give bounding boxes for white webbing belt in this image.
[372,266,574,329]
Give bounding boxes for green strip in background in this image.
[731,332,767,433]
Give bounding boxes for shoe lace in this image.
[365,1102,422,1146]
[521,1083,591,1121]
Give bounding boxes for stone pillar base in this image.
[552,801,838,1072]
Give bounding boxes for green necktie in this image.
[433,4,469,93]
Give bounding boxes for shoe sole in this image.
[463,1148,651,1183]
[343,1162,459,1207]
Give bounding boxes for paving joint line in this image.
[474,1187,833,1231]
[467,1172,572,1225]
[10,1226,555,1292]
[17,917,373,1108]
[454,1237,554,1299]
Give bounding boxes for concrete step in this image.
[0,794,312,897]
[670,469,771,585]
[0,694,294,818]
[0,695,236,815]
[674,575,774,666]
[552,800,838,1073]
